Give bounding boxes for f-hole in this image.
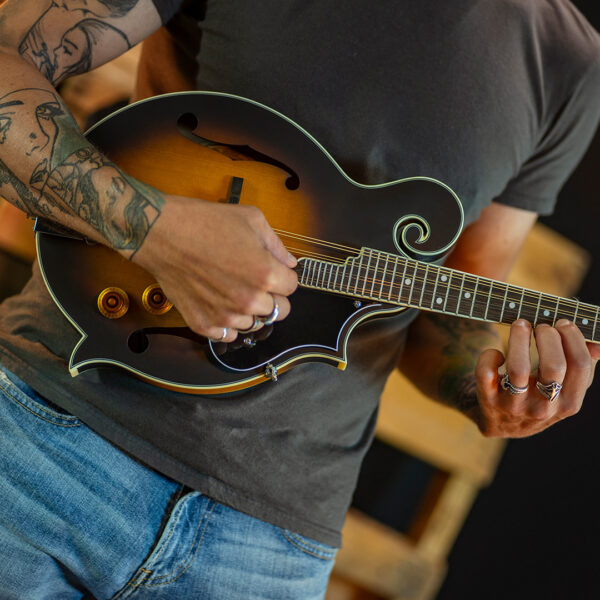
[176,112,300,190]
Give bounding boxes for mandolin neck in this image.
[297,248,600,343]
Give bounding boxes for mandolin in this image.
[36,92,600,395]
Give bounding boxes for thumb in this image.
[258,221,297,268]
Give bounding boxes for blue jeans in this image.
[0,367,336,599]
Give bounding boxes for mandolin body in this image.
[36,92,463,395]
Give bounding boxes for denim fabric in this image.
[0,367,336,599]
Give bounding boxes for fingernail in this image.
[514,319,530,327]
[556,319,571,327]
[287,252,297,266]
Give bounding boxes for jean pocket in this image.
[281,529,338,561]
[0,369,82,427]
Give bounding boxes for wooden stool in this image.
[327,224,590,600]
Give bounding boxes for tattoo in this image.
[18,1,136,84]
[424,313,500,412]
[0,87,163,255]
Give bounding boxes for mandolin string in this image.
[296,252,592,314]
[288,242,594,315]
[275,230,595,315]
[276,229,585,311]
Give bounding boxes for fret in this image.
[516,288,525,319]
[361,250,372,296]
[486,281,506,323]
[500,286,524,324]
[456,275,478,318]
[299,260,307,285]
[593,306,599,342]
[469,279,480,317]
[326,261,334,290]
[572,302,596,340]
[471,278,491,320]
[499,284,510,323]
[396,260,410,303]
[455,272,467,315]
[388,257,399,301]
[484,281,492,320]
[316,261,323,288]
[375,253,387,298]
[533,292,542,325]
[406,262,420,305]
[414,263,429,307]
[442,271,453,312]
[345,257,356,294]
[429,269,441,310]
[353,253,364,295]
[519,290,541,324]
[554,298,577,323]
[444,271,460,314]
[536,294,559,326]
[332,262,340,291]
[573,301,579,325]
[339,261,347,292]
[305,260,315,286]
[370,252,381,297]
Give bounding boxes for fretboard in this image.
[297,248,600,343]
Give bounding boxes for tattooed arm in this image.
[0,0,297,342]
[399,203,599,438]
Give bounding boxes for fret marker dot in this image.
[464,292,471,299]
[441,275,448,282]
[582,318,589,325]
[543,310,550,317]
[405,278,411,285]
[509,302,516,309]
[436,297,443,304]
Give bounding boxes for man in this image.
[0,1,599,598]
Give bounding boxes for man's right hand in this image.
[131,196,299,342]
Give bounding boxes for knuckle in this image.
[541,362,567,381]
[235,293,252,313]
[187,314,207,335]
[571,355,592,374]
[559,399,581,418]
[243,204,264,224]
[221,312,239,328]
[506,366,529,382]
[528,403,553,421]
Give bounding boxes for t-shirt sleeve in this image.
[150,0,185,24]
[494,56,600,216]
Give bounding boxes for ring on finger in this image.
[239,316,262,334]
[499,372,529,395]
[211,327,227,342]
[535,380,563,403]
[259,296,279,327]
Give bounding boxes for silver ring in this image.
[239,316,262,334]
[211,327,227,342]
[259,296,279,326]
[535,380,563,403]
[499,372,529,395]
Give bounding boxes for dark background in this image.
[438,1,600,598]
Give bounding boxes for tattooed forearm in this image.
[0,87,163,256]
[424,312,500,411]
[18,1,137,85]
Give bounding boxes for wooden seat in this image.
[327,224,590,600]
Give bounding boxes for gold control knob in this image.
[97,287,129,319]
[142,283,173,315]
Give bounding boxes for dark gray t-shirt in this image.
[0,0,599,545]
